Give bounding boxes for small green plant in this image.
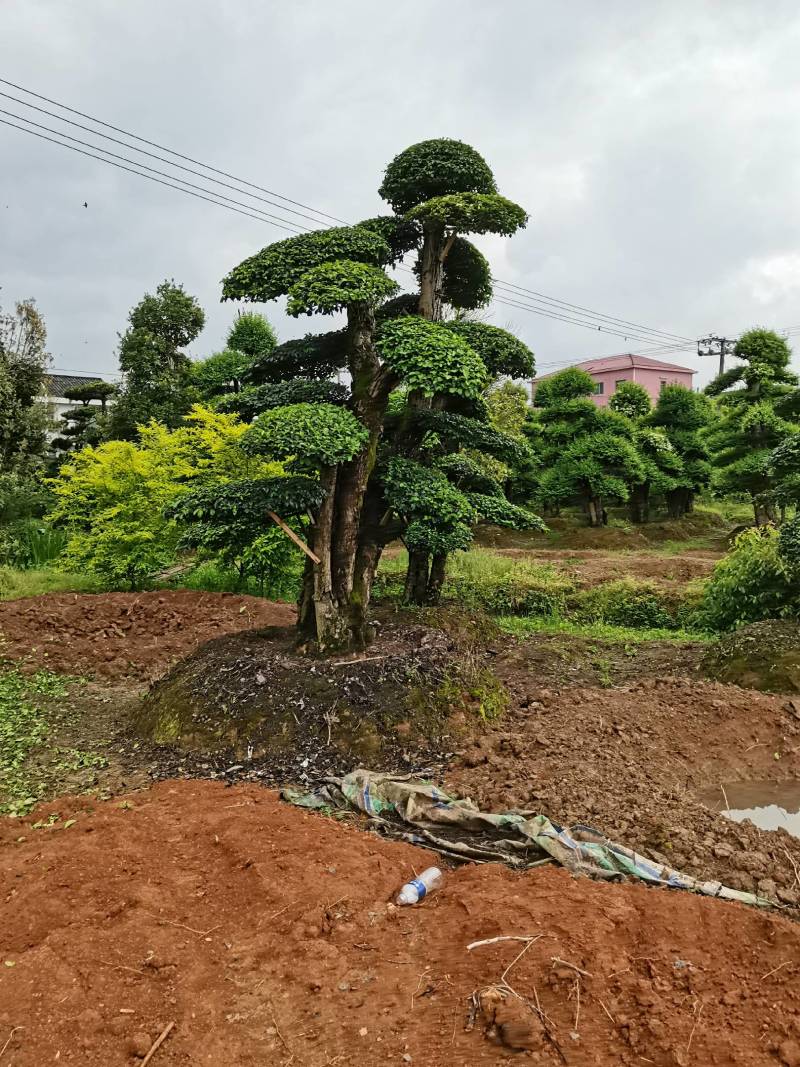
[0,668,72,814]
[496,616,712,643]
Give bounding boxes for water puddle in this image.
[701,781,800,839]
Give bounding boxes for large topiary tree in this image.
[184,139,539,650]
[530,368,644,526]
[648,384,713,519]
[705,329,799,524]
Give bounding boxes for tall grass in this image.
[0,567,102,601]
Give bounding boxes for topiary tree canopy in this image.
[649,384,713,518]
[530,368,644,526]
[199,138,538,650]
[705,328,799,524]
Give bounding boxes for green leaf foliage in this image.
[376,293,422,322]
[608,380,652,421]
[441,238,493,309]
[221,225,391,303]
[778,515,800,567]
[377,317,488,399]
[287,260,398,317]
[355,216,421,262]
[62,380,116,404]
[382,458,476,555]
[467,493,547,531]
[168,476,325,537]
[241,403,369,465]
[379,138,497,215]
[245,332,347,384]
[415,410,527,464]
[699,526,800,630]
[533,366,595,406]
[406,192,528,237]
[192,349,254,400]
[539,431,645,507]
[444,321,534,379]
[216,380,349,420]
[436,454,504,496]
[226,312,277,358]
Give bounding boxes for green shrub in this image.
[374,549,573,616]
[697,526,800,631]
[0,520,68,568]
[573,578,678,629]
[0,567,101,601]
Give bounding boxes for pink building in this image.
[532,354,696,407]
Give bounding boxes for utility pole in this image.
[697,335,736,377]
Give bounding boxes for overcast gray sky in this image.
[3,1,800,387]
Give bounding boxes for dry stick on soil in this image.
[141,911,219,937]
[572,977,581,1033]
[598,998,616,1025]
[140,1022,175,1067]
[761,960,792,981]
[269,1003,291,1054]
[467,934,541,951]
[686,1001,703,1056]
[551,957,593,978]
[720,785,730,811]
[0,1027,23,1060]
[782,846,800,890]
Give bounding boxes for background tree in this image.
[648,384,713,518]
[705,328,799,524]
[177,139,538,649]
[530,368,644,526]
[50,381,117,459]
[0,299,50,477]
[771,433,800,563]
[609,382,682,523]
[108,281,205,440]
[192,311,277,400]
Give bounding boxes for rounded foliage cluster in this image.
[533,367,596,406]
[241,403,369,465]
[608,380,652,420]
[227,312,277,357]
[245,332,347,385]
[382,457,476,555]
[377,317,488,399]
[216,380,349,420]
[444,321,534,379]
[379,139,497,214]
[355,216,421,262]
[441,238,492,309]
[287,260,398,316]
[406,192,528,237]
[222,226,390,303]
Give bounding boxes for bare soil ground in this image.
[493,548,720,589]
[0,590,295,680]
[3,779,800,1067]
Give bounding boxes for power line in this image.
[492,277,694,344]
[0,76,347,225]
[0,89,337,230]
[2,78,695,345]
[0,110,308,234]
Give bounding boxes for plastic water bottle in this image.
[396,867,443,906]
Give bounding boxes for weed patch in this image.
[0,669,71,815]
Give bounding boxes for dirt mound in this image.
[134,621,486,779]
[448,672,800,905]
[3,779,800,1066]
[703,620,800,693]
[0,591,296,680]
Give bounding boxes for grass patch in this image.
[0,567,102,601]
[495,616,714,643]
[0,668,72,815]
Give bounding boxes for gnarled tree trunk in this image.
[628,484,650,524]
[586,496,604,527]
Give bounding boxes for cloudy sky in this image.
[3,1,800,387]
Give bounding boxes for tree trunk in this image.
[628,485,650,524]
[586,497,604,527]
[426,552,447,604]
[417,223,447,321]
[753,498,777,525]
[404,549,430,604]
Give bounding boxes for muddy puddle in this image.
[701,780,800,839]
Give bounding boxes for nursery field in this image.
[2,523,800,1065]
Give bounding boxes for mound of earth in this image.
[3,779,800,1066]
[0,591,295,680]
[448,674,800,904]
[134,620,485,775]
[702,620,800,693]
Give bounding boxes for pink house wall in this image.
[589,366,694,407]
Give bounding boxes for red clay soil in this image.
[0,592,296,680]
[3,781,800,1067]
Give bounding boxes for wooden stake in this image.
[267,511,320,564]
